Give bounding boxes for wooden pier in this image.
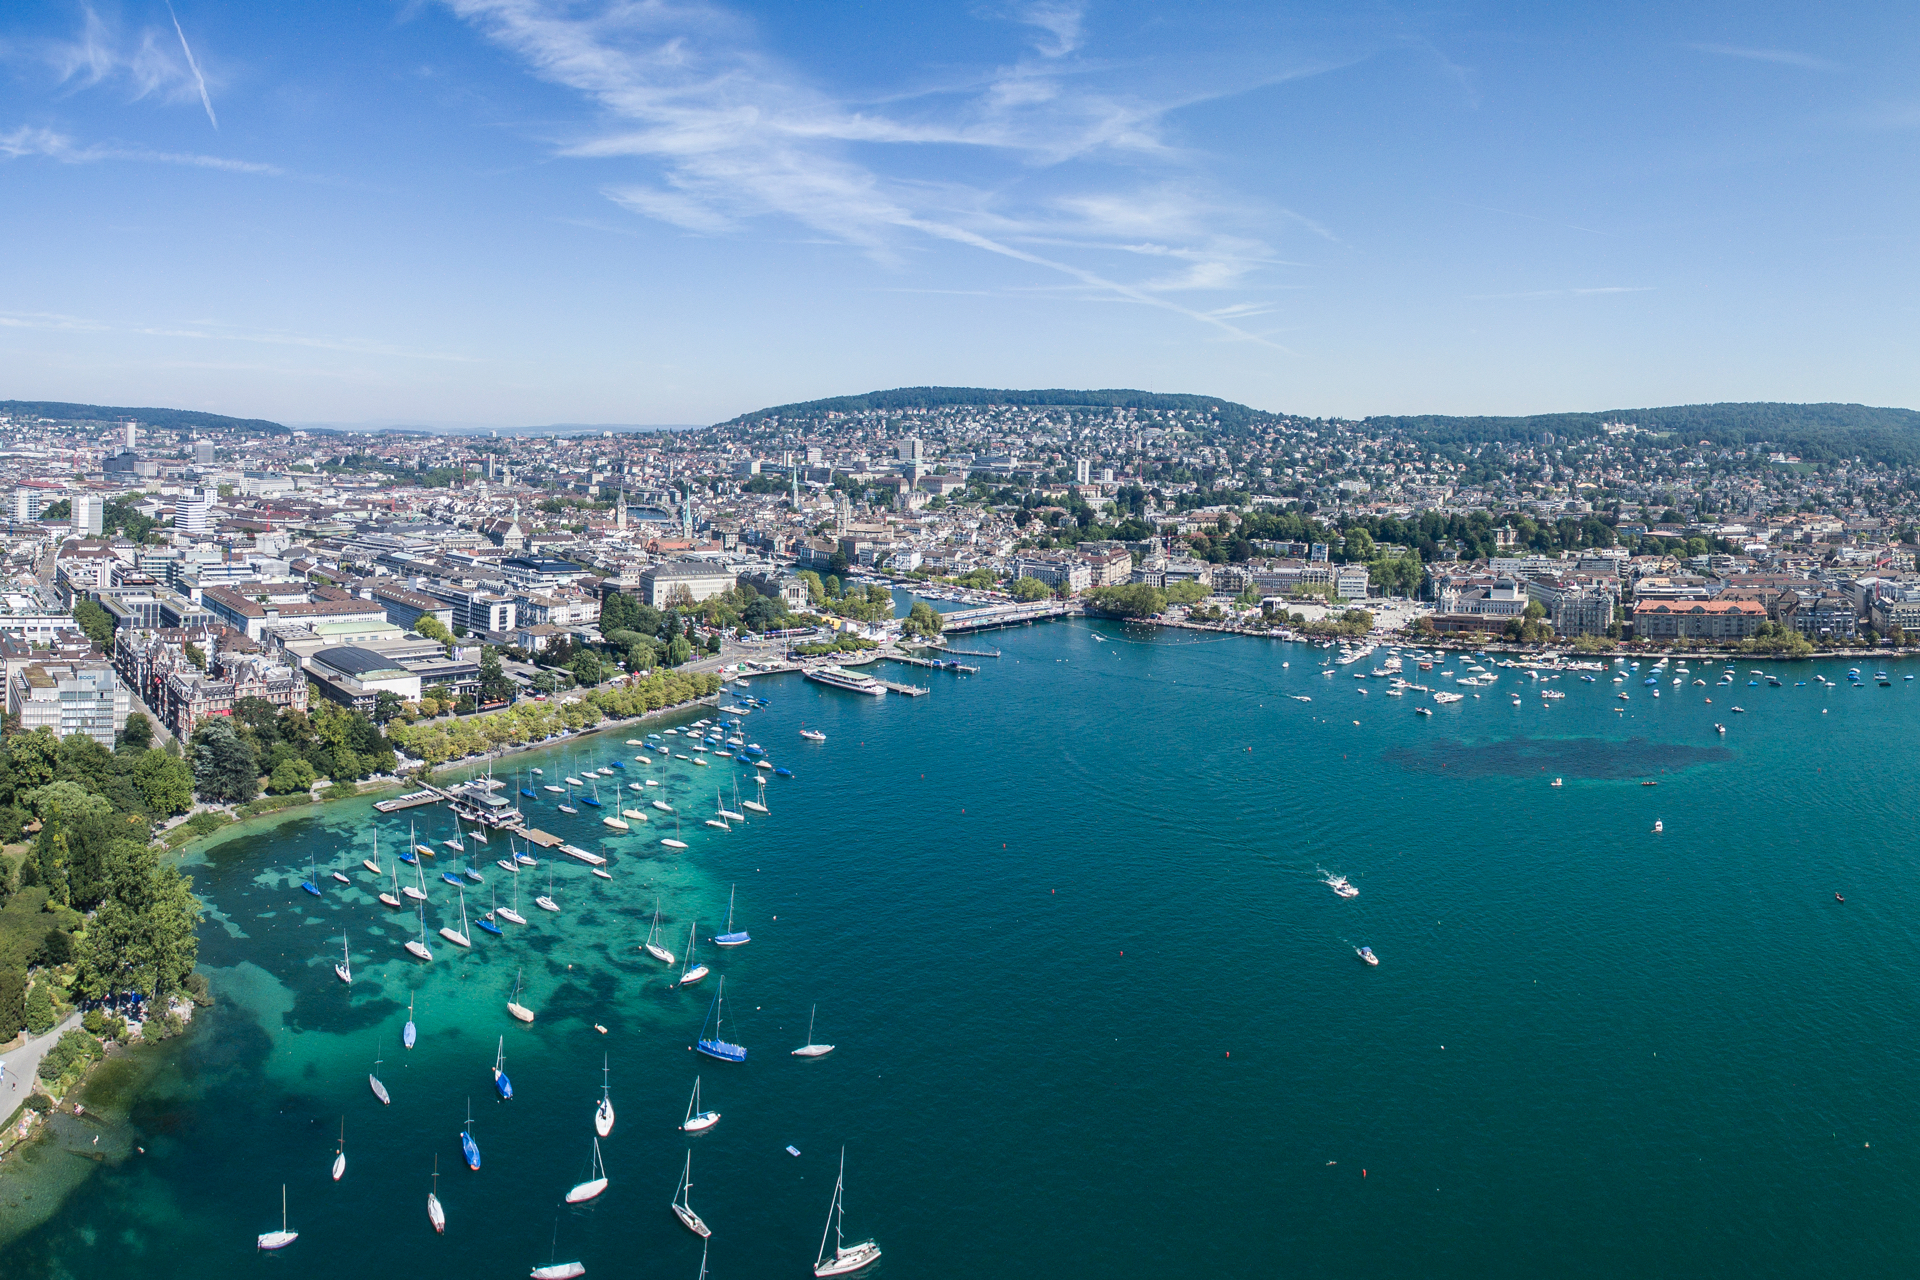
[873,679,930,696]
[884,653,980,674]
[374,789,441,813]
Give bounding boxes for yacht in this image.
[804,667,886,696]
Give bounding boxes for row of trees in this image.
[386,671,724,766]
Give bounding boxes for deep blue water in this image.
[6,628,1920,1278]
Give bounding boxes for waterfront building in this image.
[9,658,130,747]
[1629,599,1766,640]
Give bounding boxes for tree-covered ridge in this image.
[723,387,1272,430]
[1368,402,1920,463]
[0,400,289,435]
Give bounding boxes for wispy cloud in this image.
[166,4,219,128]
[1689,43,1839,72]
[1465,286,1654,301]
[0,124,277,174]
[0,309,473,362]
[445,0,1329,349]
[36,5,224,114]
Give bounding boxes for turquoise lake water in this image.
[7,624,1920,1278]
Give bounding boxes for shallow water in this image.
[4,627,1919,1278]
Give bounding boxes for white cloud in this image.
[446,0,1326,347]
[1689,43,1839,72]
[38,5,223,114]
[0,124,279,174]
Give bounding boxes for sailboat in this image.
[257,1184,298,1251]
[536,864,559,913]
[404,995,417,1050]
[661,814,688,851]
[498,866,528,925]
[464,859,485,883]
[439,887,472,948]
[334,933,352,985]
[671,1151,711,1237]
[711,885,750,947]
[741,776,769,816]
[428,1156,446,1235]
[602,812,629,831]
[791,1005,835,1057]
[403,857,429,903]
[300,854,320,897]
[477,886,504,935]
[643,900,675,964]
[558,782,578,816]
[406,903,434,962]
[679,923,708,986]
[717,789,744,823]
[443,810,465,852]
[520,769,537,801]
[411,819,435,860]
[565,1137,609,1203]
[362,830,384,875]
[507,968,535,1023]
[587,1055,615,1138]
[369,1039,391,1105]
[498,838,521,874]
[531,1221,585,1280]
[462,1097,481,1170]
[581,779,603,809]
[813,1149,881,1275]
[331,858,350,885]
[331,1117,345,1181]
[682,1076,719,1132]
[379,861,402,909]
[493,1035,515,1099]
[695,977,746,1062]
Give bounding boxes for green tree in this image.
[1084,583,1168,617]
[41,498,71,520]
[667,636,694,666]
[73,599,115,650]
[1165,581,1208,606]
[901,601,945,638]
[1341,527,1374,561]
[1010,576,1051,602]
[479,646,516,703]
[569,650,605,687]
[414,615,454,644]
[190,719,259,804]
[626,640,658,672]
[373,690,405,725]
[796,570,827,606]
[268,757,316,794]
[183,642,207,671]
[23,978,54,1035]
[118,712,154,752]
[600,589,643,633]
[72,841,202,1008]
[133,750,194,816]
[0,967,23,1037]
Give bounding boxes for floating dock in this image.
[873,679,929,696]
[374,790,441,813]
[519,828,565,849]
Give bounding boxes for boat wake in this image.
[1317,868,1359,899]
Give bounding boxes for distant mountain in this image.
[1367,402,1920,464]
[0,400,288,435]
[722,386,1273,430]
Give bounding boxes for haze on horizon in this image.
[2,0,1916,428]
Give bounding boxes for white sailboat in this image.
[334,933,352,985]
[370,1039,391,1105]
[331,1118,345,1181]
[428,1155,446,1235]
[380,861,402,909]
[813,1149,881,1276]
[507,967,535,1023]
[679,923,708,986]
[643,900,675,964]
[682,1076,719,1132]
[499,864,528,925]
[671,1151,711,1237]
[536,863,559,913]
[439,887,473,948]
[406,903,434,962]
[741,776,769,816]
[565,1137,609,1204]
[404,855,429,903]
[661,813,688,851]
[257,1184,298,1251]
[716,790,744,823]
[791,1005,835,1057]
[595,1055,615,1138]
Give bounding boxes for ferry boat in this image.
[804,666,886,696]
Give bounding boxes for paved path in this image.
[0,1012,83,1106]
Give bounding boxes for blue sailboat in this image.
[300,856,321,897]
[442,870,464,887]
[477,885,504,936]
[492,1036,513,1100]
[461,1098,481,1170]
[519,769,537,800]
[711,885,750,948]
[695,977,747,1063]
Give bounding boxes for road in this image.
[0,1012,82,1110]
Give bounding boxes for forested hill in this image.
[723,387,1271,430]
[1368,402,1920,464]
[0,401,289,435]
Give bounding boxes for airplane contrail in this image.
[167,3,218,129]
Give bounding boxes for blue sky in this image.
[2,1,1917,426]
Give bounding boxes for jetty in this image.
[873,678,929,696]
[884,653,979,674]
[519,827,564,849]
[374,789,441,814]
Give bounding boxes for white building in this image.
[176,487,214,535]
[9,659,130,747]
[638,560,737,607]
[72,493,104,537]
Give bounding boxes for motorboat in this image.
[1357,946,1378,966]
